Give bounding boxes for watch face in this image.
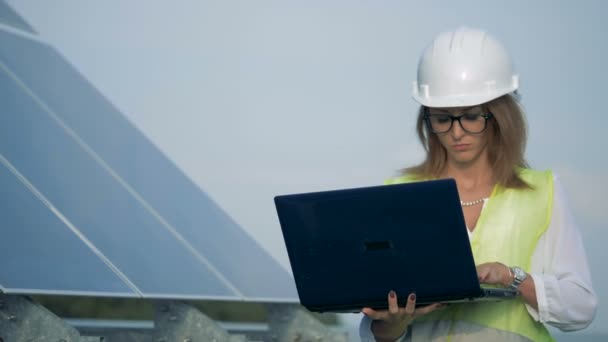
[514,267,525,279]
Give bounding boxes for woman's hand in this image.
[477,262,538,310]
[361,291,444,342]
[476,262,512,287]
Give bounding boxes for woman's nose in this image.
[450,119,466,139]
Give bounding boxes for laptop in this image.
[273,179,518,313]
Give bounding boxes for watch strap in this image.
[509,266,527,290]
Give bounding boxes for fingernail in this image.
[410,293,416,301]
[389,290,396,298]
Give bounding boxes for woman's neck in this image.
[442,157,494,192]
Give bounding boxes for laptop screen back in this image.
[274,179,483,312]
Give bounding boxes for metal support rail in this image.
[0,294,348,341]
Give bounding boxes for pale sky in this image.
[7,0,607,338]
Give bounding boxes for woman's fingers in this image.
[361,307,391,321]
[415,302,445,315]
[361,307,385,320]
[362,291,445,322]
[361,307,376,316]
[477,262,510,286]
[388,290,399,314]
[476,263,490,282]
[404,292,416,315]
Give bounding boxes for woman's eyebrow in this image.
[429,106,480,113]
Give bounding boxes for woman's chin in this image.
[449,152,482,165]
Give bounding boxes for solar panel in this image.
[0,26,297,301]
[0,67,244,299]
[0,0,35,34]
[0,154,137,297]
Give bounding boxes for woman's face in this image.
[426,105,491,166]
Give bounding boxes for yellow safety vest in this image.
[386,168,554,342]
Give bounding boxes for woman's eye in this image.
[433,115,451,123]
[462,114,482,121]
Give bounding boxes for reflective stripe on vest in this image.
[386,169,554,342]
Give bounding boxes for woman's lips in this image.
[452,144,471,151]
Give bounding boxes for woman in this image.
[360,27,597,342]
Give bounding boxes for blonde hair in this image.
[404,94,531,189]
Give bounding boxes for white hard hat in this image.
[412,27,519,108]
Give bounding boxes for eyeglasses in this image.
[424,110,493,134]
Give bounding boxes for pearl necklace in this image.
[460,197,488,207]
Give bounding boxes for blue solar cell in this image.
[0,155,137,297]
[0,29,298,300]
[0,64,239,300]
[0,2,36,34]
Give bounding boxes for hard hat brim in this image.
[412,87,516,108]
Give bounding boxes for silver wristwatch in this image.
[509,266,527,290]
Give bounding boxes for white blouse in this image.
[360,174,597,340]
